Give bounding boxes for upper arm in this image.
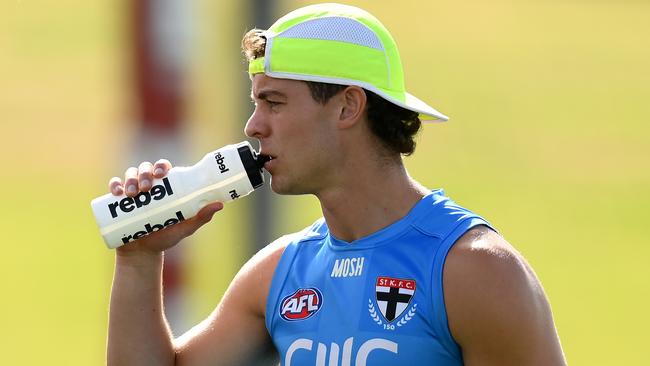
[443,226,566,366]
[173,241,287,366]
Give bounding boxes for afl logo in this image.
[280,287,323,321]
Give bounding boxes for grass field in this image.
[1,0,648,364]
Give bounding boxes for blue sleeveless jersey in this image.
[266,190,493,366]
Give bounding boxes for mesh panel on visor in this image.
[276,16,384,51]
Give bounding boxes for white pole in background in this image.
[129,0,193,334]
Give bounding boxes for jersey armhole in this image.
[264,239,302,335]
[431,217,495,359]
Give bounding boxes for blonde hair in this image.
[241,29,266,61]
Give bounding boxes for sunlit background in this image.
[1,0,648,364]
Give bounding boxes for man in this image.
[107,3,566,365]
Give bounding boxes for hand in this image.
[108,159,224,255]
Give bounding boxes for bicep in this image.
[174,291,275,365]
[174,243,286,366]
[444,228,566,366]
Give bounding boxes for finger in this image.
[109,177,124,196]
[153,159,172,178]
[124,167,139,197]
[138,161,154,191]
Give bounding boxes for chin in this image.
[269,177,290,195]
[269,177,310,196]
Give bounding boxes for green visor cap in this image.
[248,3,449,122]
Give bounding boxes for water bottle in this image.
[91,141,266,249]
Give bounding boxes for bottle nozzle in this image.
[256,154,271,170]
[236,143,265,189]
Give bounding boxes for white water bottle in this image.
[91,141,266,249]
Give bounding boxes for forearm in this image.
[107,251,175,366]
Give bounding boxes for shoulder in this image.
[253,218,328,268]
[443,226,566,365]
[245,218,327,271]
[234,219,329,314]
[444,226,533,286]
[443,226,542,316]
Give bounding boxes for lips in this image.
[258,152,276,171]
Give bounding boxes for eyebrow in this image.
[251,89,287,101]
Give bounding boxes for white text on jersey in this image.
[331,257,365,278]
[286,337,398,366]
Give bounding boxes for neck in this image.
[316,157,429,243]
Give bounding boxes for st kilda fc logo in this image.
[280,287,323,321]
[368,276,417,330]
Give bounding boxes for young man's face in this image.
[245,74,343,195]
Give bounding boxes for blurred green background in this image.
[1,0,648,364]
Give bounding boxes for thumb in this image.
[195,201,225,224]
[171,202,224,241]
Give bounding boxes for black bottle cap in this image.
[237,143,265,189]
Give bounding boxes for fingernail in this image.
[154,168,164,176]
[141,179,151,189]
[126,185,137,195]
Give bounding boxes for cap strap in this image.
[249,57,265,75]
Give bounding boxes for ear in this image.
[337,86,367,129]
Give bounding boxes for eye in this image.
[267,100,281,107]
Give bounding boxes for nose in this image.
[244,107,269,139]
